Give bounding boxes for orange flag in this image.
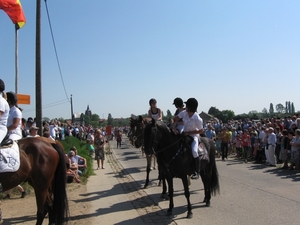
[0,0,26,29]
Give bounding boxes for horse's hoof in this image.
[206,201,211,207]
[160,193,169,200]
[187,212,193,219]
[143,185,148,189]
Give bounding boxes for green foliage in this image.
[163,109,173,122]
[107,113,113,125]
[60,136,94,181]
[208,106,221,117]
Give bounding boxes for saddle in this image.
[184,136,210,163]
[0,134,13,148]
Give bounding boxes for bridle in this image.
[149,122,184,166]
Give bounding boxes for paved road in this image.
[111,136,300,225]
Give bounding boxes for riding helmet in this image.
[173,97,184,108]
[149,98,157,106]
[6,91,18,105]
[0,79,5,92]
[184,98,198,112]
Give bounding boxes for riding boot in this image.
[191,158,200,180]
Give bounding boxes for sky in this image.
[1,0,299,120]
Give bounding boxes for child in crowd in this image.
[253,138,260,159]
[235,133,242,159]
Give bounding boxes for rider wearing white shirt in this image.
[171,98,204,179]
[0,79,9,143]
[6,92,22,141]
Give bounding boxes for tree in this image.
[291,102,295,114]
[262,108,268,116]
[42,117,50,122]
[208,107,221,117]
[269,103,274,115]
[107,113,113,125]
[91,114,100,121]
[218,110,234,122]
[163,109,173,122]
[276,104,285,114]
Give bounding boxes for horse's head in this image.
[129,115,145,148]
[143,119,170,155]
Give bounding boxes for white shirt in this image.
[178,110,203,138]
[0,95,9,127]
[7,105,22,140]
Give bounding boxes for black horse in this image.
[143,119,220,218]
[129,116,167,194]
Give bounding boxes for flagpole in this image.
[36,0,42,135]
[15,26,19,94]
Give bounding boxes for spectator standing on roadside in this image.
[49,120,57,140]
[267,127,277,166]
[290,129,300,172]
[94,129,106,169]
[27,126,40,137]
[24,117,34,136]
[116,129,122,149]
[242,129,250,163]
[218,127,231,161]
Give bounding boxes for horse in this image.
[143,119,220,218]
[0,137,69,225]
[129,116,166,192]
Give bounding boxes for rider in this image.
[6,92,22,141]
[0,79,9,144]
[148,98,162,121]
[170,97,185,133]
[171,98,204,179]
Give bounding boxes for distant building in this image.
[85,105,92,118]
[199,111,218,123]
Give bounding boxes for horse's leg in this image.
[159,168,168,200]
[144,155,152,188]
[200,170,211,207]
[181,175,193,218]
[166,177,174,216]
[34,188,50,225]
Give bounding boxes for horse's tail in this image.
[210,160,220,195]
[209,139,220,196]
[51,143,69,224]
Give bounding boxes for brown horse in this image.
[0,137,69,225]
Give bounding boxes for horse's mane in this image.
[155,121,173,138]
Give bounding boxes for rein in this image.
[151,123,184,166]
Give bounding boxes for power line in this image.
[24,99,69,113]
[44,0,69,101]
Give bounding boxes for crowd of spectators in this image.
[202,114,300,171]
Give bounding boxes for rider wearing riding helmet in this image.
[6,91,23,141]
[171,98,204,179]
[148,98,162,121]
[171,97,185,133]
[0,79,9,143]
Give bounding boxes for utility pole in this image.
[70,94,74,123]
[35,0,42,135]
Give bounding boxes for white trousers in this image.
[265,147,270,164]
[268,145,276,166]
[191,136,199,158]
[0,126,7,143]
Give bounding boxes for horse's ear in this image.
[138,115,143,122]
